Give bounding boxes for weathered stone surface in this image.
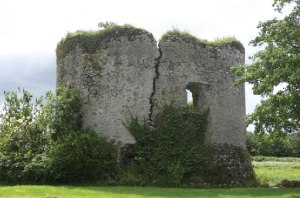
[56,28,160,151]
[153,35,246,148]
[207,144,255,185]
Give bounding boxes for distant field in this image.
[252,156,300,162]
[253,156,300,185]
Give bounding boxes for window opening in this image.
[186,82,202,112]
[186,89,193,111]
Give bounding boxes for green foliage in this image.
[246,131,300,157]
[187,101,199,113]
[287,131,300,156]
[231,0,300,135]
[160,26,196,41]
[0,88,50,183]
[49,85,83,141]
[123,105,209,187]
[45,129,116,183]
[188,101,193,111]
[56,23,150,61]
[246,132,256,154]
[160,26,240,46]
[0,84,117,183]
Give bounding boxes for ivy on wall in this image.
[123,105,209,187]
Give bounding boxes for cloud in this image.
[0,52,56,105]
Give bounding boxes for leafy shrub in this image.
[0,88,50,182]
[123,105,209,187]
[44,129,116,183]
[0,84,117,183]
[280,179,300,188]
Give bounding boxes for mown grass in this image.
[0,185,300,198]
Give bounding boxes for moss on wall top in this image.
[159,29,245,54]
[56,24,154,61]
[56,25,245,61]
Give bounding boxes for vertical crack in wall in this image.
[148,45,162,126]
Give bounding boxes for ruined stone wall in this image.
[56,28,159,152]
[56,27,246,153]
[153,35,246,148]
[56,27,252,183]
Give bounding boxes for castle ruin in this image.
[56,27,253,185]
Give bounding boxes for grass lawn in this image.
[0,185,300,198]
[1,158,300,198]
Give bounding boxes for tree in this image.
[231,0,300,135]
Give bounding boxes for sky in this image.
[0,0,294,131]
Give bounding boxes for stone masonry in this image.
[57,29,159,150]
[153,35,246,148]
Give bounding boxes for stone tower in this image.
[56,26,253,185]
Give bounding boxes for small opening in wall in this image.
[186,89,193,110]
[186,82,202,112]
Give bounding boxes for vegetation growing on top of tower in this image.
[98,21,118,29]
[62,23,150,41]
[56,22,151,61]
[160,26,241,47]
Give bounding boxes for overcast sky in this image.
[0,0,294,131]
